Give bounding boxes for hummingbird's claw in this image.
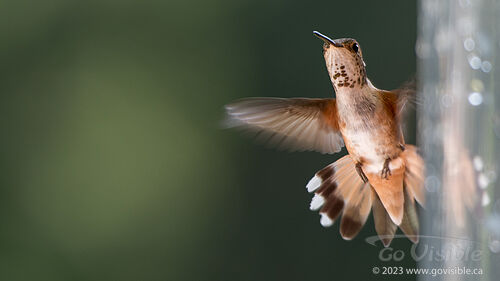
[355,162,369,183]
[381,158,392,179]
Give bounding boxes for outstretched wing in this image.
[225,97,344,154]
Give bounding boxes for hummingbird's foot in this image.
[381,158,392,179]
[355,162,368,183]
[400,144,405,151]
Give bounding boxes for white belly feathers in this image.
[342,127,403,175]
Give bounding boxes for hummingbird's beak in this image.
[313,31,342,47]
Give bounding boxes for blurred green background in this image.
[0,0,417,280]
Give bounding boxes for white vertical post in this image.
[418,0,500,280]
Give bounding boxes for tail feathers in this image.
[399,185,420,243]
[402,145,425,206]
[306,155,372,239]
[307,149,425,245]
[340,185,372,239]
[368,145,424,226]
[372,185,420,246]
[372,188,397,247]
[397,144,424,243]
[366,164,405,226]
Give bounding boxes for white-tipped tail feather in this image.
[306,175,322,193]
[320,213,334,227]
[307,155,371,239]
[309,194,325,210]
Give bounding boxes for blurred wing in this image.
[393,79,418,118]
[225,97,344,154]
[380,80,418,143]
[380,79,418,123]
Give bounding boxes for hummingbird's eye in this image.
[352,43,359,53]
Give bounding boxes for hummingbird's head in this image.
[313,31,367,90]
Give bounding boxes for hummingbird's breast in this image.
[337,90,402,174]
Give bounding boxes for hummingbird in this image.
[225,31,425,246]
